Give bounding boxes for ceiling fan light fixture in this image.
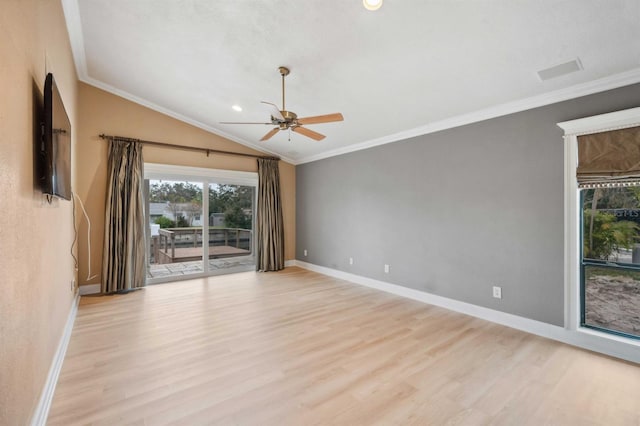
[363,0,382,11]
[231,105,242,112]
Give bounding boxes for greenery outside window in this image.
[581,187,640,339]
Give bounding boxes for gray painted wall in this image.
[296,84,640,326]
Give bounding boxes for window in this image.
[559,107,640,350]
[581,187,640,338]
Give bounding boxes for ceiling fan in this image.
[220,66,344,142]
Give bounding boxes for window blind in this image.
[577,126,640,188]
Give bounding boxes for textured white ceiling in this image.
[63,0,640,164]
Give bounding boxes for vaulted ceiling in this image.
[62,0,640,164]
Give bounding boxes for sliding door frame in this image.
[144,163,259,284]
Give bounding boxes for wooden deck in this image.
[157,245,250,264]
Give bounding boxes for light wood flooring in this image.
[48,267,640,425]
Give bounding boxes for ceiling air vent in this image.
[537,58,583,81]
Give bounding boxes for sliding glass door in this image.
[146,179,205,281]
[207,183,255,275]
[144,164,258,284]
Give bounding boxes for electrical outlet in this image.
[384,264,390,273]
[349,257,354,265]
[493,286,502,299]
[303,249,308,257]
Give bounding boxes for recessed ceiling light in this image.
[363,0,382,11]
[232,105,242,112]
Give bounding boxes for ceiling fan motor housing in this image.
[273,110,298,128]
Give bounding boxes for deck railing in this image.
[153,227,252,262]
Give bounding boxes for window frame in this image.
[579,189,640,340]
[558,107,640,355]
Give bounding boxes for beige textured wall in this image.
[0,0,78,423]
[76,83,296,286]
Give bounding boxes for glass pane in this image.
[147,180,204,281]
[582,187,640,339]
[582,187,640,265]
[207,183,255,274]
[584,265,640,338]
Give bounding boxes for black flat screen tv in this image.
[40,73,71,201]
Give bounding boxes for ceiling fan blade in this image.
[220,121,273,125]
[292,126,326,141]
[260,127,280,141]
[296,113,344,125]
[260,101,285,121]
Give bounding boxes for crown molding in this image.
[62,0,640,167]
[295,67,640,164]
[79,76,295,164]
[60,0,294,165]
[61,0,87,78]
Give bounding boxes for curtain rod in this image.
[98,134,280,161]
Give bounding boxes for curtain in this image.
[256,158,284,271]
[577,126,640,187]
[102,138,146,293]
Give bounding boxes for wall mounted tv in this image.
[40,73,71,201]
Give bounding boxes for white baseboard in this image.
[30,292,80,426]
[78,283,100,295]
[292,260,640,364]
[284,260,296,268]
